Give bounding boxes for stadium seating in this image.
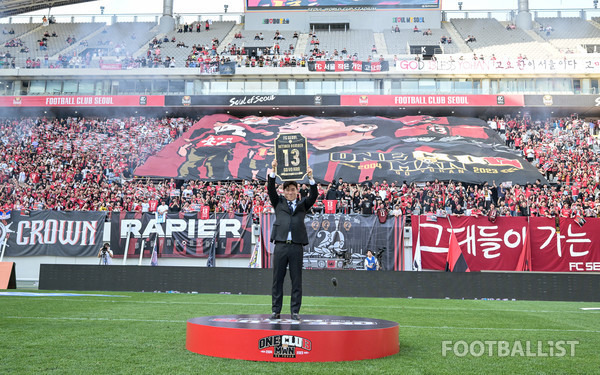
[451,18,535,48]
[535,17,600,54]
[384,26,460,55]
[146,21,235,67]
[15,22,104,66]
[304,30,376,60]
[451,18,564,59]
[6,15,600,67]
[84,22,156,58]
[0,23,41,45]
[536,17,600,39]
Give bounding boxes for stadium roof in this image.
[0,0,96,18]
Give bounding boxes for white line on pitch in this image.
[2,297,593,314]
[4,316,185,323]
[396,325,600,334]
[3,316,599,334]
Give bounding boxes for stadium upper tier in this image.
[151,21,235,68]
[84,22,156,58]
[384,24,461,55]
[304,30,376,61]
[2,16,600,69]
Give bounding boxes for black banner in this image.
[260,213,404,271]
[409,45,439,56]
[2,211,106,256]
[110,212,253,258]
[307,60,390,72]
[135,114,546,186]
[275,133,308,180]
[164,95,340,107]
[219,61,237,75]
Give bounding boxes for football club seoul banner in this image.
[1,211,106,256]
[260,213,405,271]
[341,95,525,107]
[0,95,165,107]
[412,216,600,272]
[135,114,545,185]
[110,212,253,258]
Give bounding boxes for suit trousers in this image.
[272,241,303,314]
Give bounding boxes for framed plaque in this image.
[274,133,308,181]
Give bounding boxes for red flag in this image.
[515,224,532,271]
[323,200,337,214]
[200,205,210,220]
[446,231,470,272]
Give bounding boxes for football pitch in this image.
[0,291,598,374]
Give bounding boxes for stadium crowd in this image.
[0,114,600,221]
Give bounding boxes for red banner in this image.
[200,206,210,220]
[323,200,337,214]
[99,63,122,70]
[0,95,165,107]
[412,215,600,272]
[532,217,600,272]
[341,95,525,107]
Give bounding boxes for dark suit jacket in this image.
[268,175,318,245]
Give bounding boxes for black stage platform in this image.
[39,264,600,302]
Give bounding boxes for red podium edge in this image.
[186,318,399,362]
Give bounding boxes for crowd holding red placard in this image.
[0,114,599,221]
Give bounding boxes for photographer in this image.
[364,250,380,271]
[98,243,113,265]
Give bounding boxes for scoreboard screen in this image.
[246,0,440,10]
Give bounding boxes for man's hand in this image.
[307,167,313,179]
[272,159,278,169]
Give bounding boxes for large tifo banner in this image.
[308,61,389,72]
[110,212,253,258]
[412,216,600,272]
[1,211,105,256]
[135,114,545,185]
[260,213,405,271]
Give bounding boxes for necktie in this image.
[287,200,294,241]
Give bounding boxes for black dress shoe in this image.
[291,313,300,321]
[270,313,280,319]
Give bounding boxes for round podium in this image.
[186,314,399,362]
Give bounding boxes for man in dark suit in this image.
[268,159,318,321]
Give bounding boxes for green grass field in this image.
[0,291,598,375]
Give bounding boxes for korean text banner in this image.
[261,213,405,271]
[110,212,253,258]
[135,114,546,185]
[308,61,390,72]
[411,215,600,272]
[2,211,106,256]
